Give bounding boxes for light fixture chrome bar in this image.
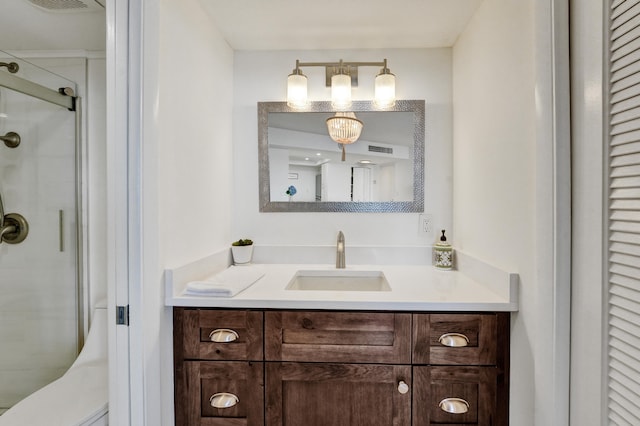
[0,70,75,110]
[296,60,387,68]
[295,59,390,87]
[287,59,395,108]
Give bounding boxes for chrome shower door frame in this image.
[0,60,85,410]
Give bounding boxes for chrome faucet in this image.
[336,231,345,269]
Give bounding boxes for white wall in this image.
[147,0,235,424]
[232,49,452,249]
[452,0,537,424]
[321,162,352,201]
[288,165,317,202]
[268,147,290,201]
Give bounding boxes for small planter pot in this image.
[231,245,254,265]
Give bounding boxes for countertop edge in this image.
[164,247,519,312]
[165,297,519,312]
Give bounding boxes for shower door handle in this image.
[59,210,64,252]
[0,191,5,229]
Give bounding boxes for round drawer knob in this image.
[210,392,239,409]
[397,381,409,394]
[439,397,469,414]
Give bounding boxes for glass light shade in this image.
[326,112,363,144]
[287,73,308,108]
[374,72,396,108]
[331,73,352,110]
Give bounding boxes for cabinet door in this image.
[265,311,411,364]
[266,362,411,426]
[175,361,264,426]
[413,366,498,426]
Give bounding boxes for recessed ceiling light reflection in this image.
[316,153,322,156]
[305,157,310,161]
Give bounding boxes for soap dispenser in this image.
[434,230,453,270]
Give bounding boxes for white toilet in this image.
[0,303,109,426]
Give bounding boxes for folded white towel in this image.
[183,265,265,297]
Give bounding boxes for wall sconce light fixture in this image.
[286,66,308,109]
[286,59,396,109]
[331,63,352,110]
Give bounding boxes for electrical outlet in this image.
[419,214,433,235]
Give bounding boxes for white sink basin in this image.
[286,270,391,291]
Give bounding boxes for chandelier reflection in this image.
[326,112,363,161]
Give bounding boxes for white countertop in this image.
[165,249,518,312]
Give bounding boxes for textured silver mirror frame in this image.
[258,100,425,213]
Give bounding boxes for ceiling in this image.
[0,0,106,51]
[0,0,483,52]
[201,0,484,50]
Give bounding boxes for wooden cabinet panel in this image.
[413,366,497,426]
[266,362,411,426]
[176,361,264,426]
[174,308,510,426]
[413,313,497,365]
[265,311,411,364]
[175,308,263,361]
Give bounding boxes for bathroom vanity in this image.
[167,257,517,426]
[173,308,509,426]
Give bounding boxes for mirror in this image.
[258,100,424,212]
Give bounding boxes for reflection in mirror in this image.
[258,100,424,212]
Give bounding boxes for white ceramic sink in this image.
[286,270,391,291]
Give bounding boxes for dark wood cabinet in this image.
[264,311,411,364]
[181,361,264,426]
[174,308,509,426]
[266,362,411,425]
[173,308,264,426]
[413,366,497,425]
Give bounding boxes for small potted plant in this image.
[231,238,254,265]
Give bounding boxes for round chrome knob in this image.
[397,380,409,394]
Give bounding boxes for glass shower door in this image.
[0,55,80,413]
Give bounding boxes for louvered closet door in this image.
[608,1,640,424]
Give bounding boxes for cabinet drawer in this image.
[176,361,264,426]
[174,308,263,361]
[413,366,497,425]
[413,314,497,365]
[265,311,411,364]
